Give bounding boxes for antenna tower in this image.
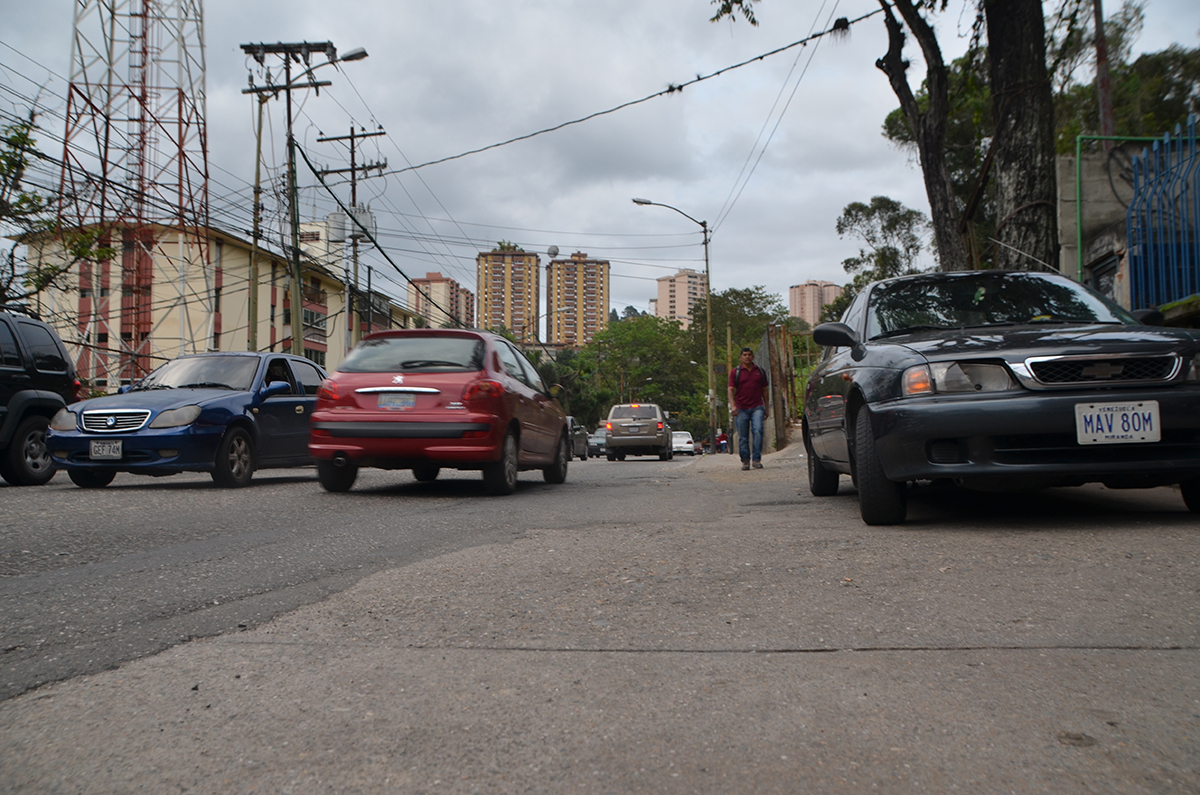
[58,0,210,384]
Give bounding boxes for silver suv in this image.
[604,403,672,461]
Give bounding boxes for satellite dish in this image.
[547,245,559,258]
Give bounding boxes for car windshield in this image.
[865,273,1136,340]
[133,356,259,391]
[340,336,486,373]
[611,406,658,420]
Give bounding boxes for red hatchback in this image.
[309,329,570,494]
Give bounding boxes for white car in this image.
[671,431,696,456]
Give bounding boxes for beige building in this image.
[545,252,609,348]
[789,280,843,327]
[408,272,475,328]
[476,248,540,343]
[30,223,414,388]
[654,268,707,329]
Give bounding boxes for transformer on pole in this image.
[58,0,210,386]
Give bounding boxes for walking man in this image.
[728,346,769,470]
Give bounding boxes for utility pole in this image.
[241,41,366,360]
[316,127,386,349]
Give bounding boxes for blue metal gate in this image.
[1126,114,1200,310]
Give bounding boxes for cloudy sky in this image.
[3,0,1198,323]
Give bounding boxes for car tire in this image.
[806,430,839,497]
[606,451,616,461]
[317,458,358,492]
[211,427,255,488]
[68,468,116,489]
[853,409,906,525]
[0,415,56,486]
[1181,478,1200,513]
[413,465,440,482]
[616,451,626,461]
[544,433,569,484]
[484,431,518,495]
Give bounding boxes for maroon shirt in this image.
[729,363,768,411]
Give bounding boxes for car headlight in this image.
[149,405,202,428]
[902,362,1019,396]
[50,408,77,431]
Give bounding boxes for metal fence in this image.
[1126,114,1200,310]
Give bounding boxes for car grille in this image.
[1027,354,1179,385]
[82,409,151,432]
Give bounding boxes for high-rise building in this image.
[408,272,475,328]
[545,252,609,348]
[654,268,707,329]
[789,280,844,326]
[477,248,540,343]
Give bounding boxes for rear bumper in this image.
[309,411,503,467]
[867,386,1200,487]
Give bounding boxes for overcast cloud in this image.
[2,0,1197,320]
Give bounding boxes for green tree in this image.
[1,110,112,305]
[685,285,788,367]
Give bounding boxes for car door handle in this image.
[294,405,305,414]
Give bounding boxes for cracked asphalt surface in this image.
[2,443,1198,793]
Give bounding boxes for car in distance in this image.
[1,304,83,485]
[567,415,588,460]
[308,329,570,495]
[587,430,606,457]
[605,403,672,461]
[48,352,326,488]
[802,270,1200,525]
[672,430,696,456]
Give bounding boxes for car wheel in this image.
[317,458,358,492]
[484,431,518,495]
[805,429,839,497]
[544,433,569,484]
[211,427,255,488]
[853,409,906,525]
[1181,478,1200,513]
[413,465,440,482]
[579,451,587,461]
[606,451,616,461]
[616,451,626,461]
[0,415,56,486]
[68,468,116,489]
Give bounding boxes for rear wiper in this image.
[400,359,464,368]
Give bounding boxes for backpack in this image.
[733,363,767,387]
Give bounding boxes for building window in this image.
[304,348,326,366]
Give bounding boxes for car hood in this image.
[891,324,1200,363]
[74,388,251,412]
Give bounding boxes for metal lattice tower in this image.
[58,0,210,384]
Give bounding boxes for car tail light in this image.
[316,379,339,401]
[73,379,86,401]
[462,379,505,402]
[657,421,664,430]
[605,422,612,431]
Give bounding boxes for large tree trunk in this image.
[985,0,1059,271]
[874,0,970,272]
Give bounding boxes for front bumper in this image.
[868,385,1200,486]
[47,424,225,473]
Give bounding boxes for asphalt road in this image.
[2,448,1198,792]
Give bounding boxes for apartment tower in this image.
[408,272,475,328]
[476,248,540,342]
[654,268,707,329]
[789,280,844,326]
[545,252,609,348]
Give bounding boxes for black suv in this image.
[0,305,81,485]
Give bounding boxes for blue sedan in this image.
[48,352,327,488]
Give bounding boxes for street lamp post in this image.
[632,198,715,458]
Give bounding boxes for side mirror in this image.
[548,383,564,398]
[260,381,291,399]
[812,322,860,349]
[1131,308,1164,326]
[117,385,131,394]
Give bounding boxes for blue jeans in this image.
[736,406,765,462]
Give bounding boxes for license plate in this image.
[90,439,122,460]
[627,425,642,433]
[378,393,416,411]
[1075,400,1160,444]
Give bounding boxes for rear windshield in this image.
[610,405,659,420]
[339,335,486,373]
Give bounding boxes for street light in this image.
[632,198,716,461]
